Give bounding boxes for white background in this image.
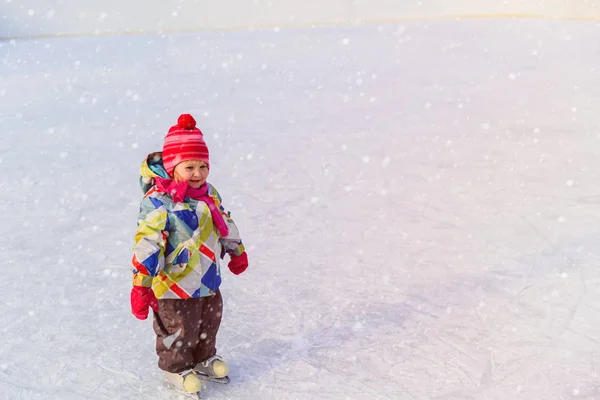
[2,2,600,400]
[2,0,600,38]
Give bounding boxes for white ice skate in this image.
[193,355,231,384]
[162,369,204,397]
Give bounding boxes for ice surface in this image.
[1,19,600,400]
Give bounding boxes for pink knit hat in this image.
[162,114,210,177]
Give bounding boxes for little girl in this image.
[130,114,249,395]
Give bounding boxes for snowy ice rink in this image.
[2,18,600,400]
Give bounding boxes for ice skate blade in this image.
[196,374,231,384]
[165,384,202,398]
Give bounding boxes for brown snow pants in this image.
[152,290,223,373]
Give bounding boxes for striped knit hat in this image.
[162,114,210,177]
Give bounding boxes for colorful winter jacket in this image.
[132,152,245,299]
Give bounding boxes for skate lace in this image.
[179,368,197,378]
[201,354,223,367]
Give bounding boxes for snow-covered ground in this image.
[2,19,600,400]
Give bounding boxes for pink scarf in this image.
[154,177,229,237]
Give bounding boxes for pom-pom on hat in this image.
[162,114,210,177]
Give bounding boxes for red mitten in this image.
[228,252,248,275]
[130,286,159,320]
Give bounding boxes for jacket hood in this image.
[140,152,170,194]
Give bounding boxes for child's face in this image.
[173,160,209,189]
